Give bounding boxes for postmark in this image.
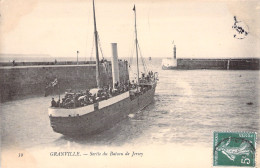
[232,16,249,39]
[213,132,256,167]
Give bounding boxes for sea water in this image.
[1,58,259,167]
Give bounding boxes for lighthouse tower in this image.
[174,45,176,59]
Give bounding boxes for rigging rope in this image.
[128,30,151,81]
[129,39,135,68]
[97,33,108,74]
[90,32,105,61]
[127,31,136,81]
[90,33,95,61]
[128,30,136,67]
[97,33,105,60]
[137,42,148,74]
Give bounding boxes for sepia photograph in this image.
[0,0,259,167]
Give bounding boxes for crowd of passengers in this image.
[51,71,154,108]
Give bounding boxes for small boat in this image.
[48,1,158,136]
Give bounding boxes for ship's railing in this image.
[48,104,95,117]
[51,88,130,108]
[48,91,130,117]
[99,91,130,109]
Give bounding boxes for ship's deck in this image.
[48,91,130,117]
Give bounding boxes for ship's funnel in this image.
[111,43,120,89]
[173,45,176,59]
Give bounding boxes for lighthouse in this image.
[161,44,178,70]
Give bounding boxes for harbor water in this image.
[1,59,259,167]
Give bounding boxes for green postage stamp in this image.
[213,132,257,167]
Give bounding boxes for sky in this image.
[1,0,260,60]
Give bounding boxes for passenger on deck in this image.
[146,75,150,82]
[61,98,66,107]
[143,87,147,93]
[92,94,97,103]
[64,99,75,108]
[131,80,137,89]
[142,73,145,79]
[109,85,113,96]
[124,82,127,91]
[56,77,142,108]
[115,81,119,89]
[51,98,56,107]
[119,82,123,93]
[56,99,60,107]
[85,89,91,97]
[83,96,90,105]
[140,86,144,93]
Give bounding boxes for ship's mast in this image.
[133,5,140,89]
[93,0,101,89]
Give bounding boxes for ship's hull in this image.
[49,84,156,136]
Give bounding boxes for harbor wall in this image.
[177,58,260,70]
[0,61,129,102]
[0,61,96,66]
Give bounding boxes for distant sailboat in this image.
[48,1,158,136]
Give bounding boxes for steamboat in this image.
[48,1,158,136]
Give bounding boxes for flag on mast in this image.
[51,78,58,87]
[44,78,58,97]
[133,5,135,11]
